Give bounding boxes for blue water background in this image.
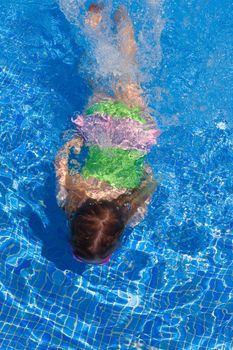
[0,0,232,349]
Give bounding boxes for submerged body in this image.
[56,100,159,224]
[55,4,160,263]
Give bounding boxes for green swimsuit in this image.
[79,101,147,189]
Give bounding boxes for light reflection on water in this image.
[0,0,232,349]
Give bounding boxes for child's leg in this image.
[114,6,145,109]
[114,6,137,62]
[85,3,113,101]
[85,4,145,109]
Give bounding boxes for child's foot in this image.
[85,3,103,29]
[114,6,137,61]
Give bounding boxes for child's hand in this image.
[72,115,84,127]
[144,164,153,175]
[142,165,157,191]
[55,138,83,186]
[64,138,83,153]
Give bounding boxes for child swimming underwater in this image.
[55,4,160,264]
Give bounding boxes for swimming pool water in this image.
[0,0,232,349]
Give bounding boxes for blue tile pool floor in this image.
[0,0,232,349]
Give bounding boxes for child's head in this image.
[70,200,125,264]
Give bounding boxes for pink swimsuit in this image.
[72,113,160,151]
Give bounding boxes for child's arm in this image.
[115,166,157,224]
[55,138,83,207]
[128,167,157,226]
[131,167,156,210]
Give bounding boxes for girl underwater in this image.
[55,4,161,264]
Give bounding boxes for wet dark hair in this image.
[70,175,156,262]
[70,200,125,261]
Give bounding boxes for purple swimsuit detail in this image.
[72,113,160,151]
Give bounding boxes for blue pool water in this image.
[0,0,232,349]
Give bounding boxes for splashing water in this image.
[1,0,232,349]
[58,0,166,99]
[138,0,165,71]
[58,0,85,26]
